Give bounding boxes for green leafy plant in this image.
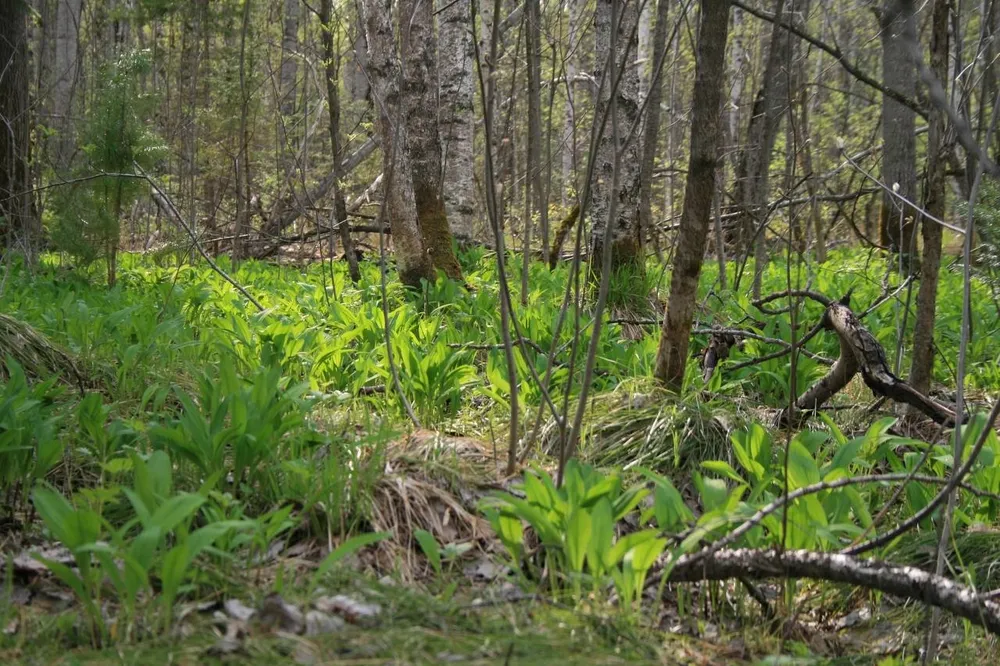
[482,460,665,605]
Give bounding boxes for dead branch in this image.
[780,300,957,425]
[655,548,1000,636]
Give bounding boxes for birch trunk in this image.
[438,0,477,243]
[638,0,671,259]
[561,0,581,208]
[400,0,463,280]
[589,0,643,277]
[361,0,435,287]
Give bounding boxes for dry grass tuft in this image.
[540,380,737,474]
[369,431,496,579]
[0,313,86,388]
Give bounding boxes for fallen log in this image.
[653,547,1000,636]
[780,297,957,425]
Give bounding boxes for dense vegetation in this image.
[0,247,996,663]
[2,0,1000,662]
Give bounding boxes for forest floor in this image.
[1,248,999,664]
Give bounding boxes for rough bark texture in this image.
[638,0,671,256]
[589,0,644,276]
[361,0,434,287]
[51,0,83,170]
[780,301,958,425]
[659,548,1000,636]
[400,0,463,280]
[321,0,361,283]
[878,0,918,253]
[653,0,731,390]
[908,0,948,399]
[438,0,477,243]
[0,0,35,254]
[733,0,793,297]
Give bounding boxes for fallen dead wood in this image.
[654,548,1000,636]
[780,298,957,425]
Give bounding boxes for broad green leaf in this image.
[565,508,592,574]
[414,529,442,575]
[148,493,206,534]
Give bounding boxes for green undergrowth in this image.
[0,246,999,660]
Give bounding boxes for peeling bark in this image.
[589,0,644,276]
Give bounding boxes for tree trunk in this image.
[637,0,651,103]
[589,0,643,278]
[654,0,731,390]
[525,0,548,263]
[361,0,434,287]
[234,0,253,263]
[278,0,299,177]
[347,15,370,102]
[51,0,83,171]
[321,0,361,283]
[280,0,299,117]
[0,0,37,256]
[727,6,745,171]
[908,0,949,399]
[878,0,918,254]
[560,0,582,208]
[733,0,793,298]
[438,0,477,243]
[638,0,671,257]
[400,0,463,280]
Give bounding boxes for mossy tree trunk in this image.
[361,0,435,287]
[400,0,463,281]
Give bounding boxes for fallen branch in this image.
[779,299,957,425]
[653,548,1000,636]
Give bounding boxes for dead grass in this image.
[369,431,497,579]
[0,313,86,388]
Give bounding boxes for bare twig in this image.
[137,165,265,312]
